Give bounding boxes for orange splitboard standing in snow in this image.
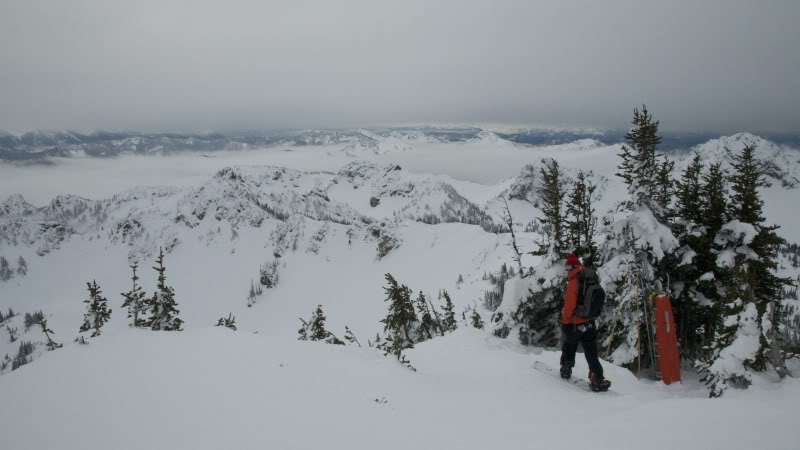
[652,293,681,384]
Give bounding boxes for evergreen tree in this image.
[534,159,567,257]
[655,155,675,217]
[697,162,730,344]
[676,154,704,226]
[79,280,112,338]
[0,256,12,282]
[380,274,418,343]
[440,290,458,333]
[121,264,147,327]
[16,256,27,277]
[414,291,437,341]
[37,316,62,350]
[470,307,485,329]
[247,280,257,306]
[142,248,183,331]
[672,153,709,359]
[297,305,343,344]
[378,274,418,369]
[564,170,599,267]
[616,105,663,212]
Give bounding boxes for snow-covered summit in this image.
[683,133,800,188]
[465,131,517,146]
[0,194,35,218]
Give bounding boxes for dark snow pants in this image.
[560,321,604,379]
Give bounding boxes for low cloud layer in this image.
[1,0,798,132]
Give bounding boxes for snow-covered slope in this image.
[1,328,797,450]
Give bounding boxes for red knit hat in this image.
[565,253,581,266]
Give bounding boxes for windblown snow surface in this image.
[1,132,799,450]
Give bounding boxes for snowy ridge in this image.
[338,130,414,155]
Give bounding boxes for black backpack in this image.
[574,268,605,320]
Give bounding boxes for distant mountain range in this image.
[3,127,799,162]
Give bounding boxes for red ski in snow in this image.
[652,293,681,384]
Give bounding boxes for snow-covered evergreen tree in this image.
[378,274,418,368]
[121,264,147,327]
[79,280,112,338]
[142,248,183,331]
[600,105,678,368]
[699,145,792,396]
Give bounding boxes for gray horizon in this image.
[1,0,799,133]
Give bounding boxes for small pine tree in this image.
[37,316,62,350]
[440,290,458,332]
[16,256,27,277]
[79,280,112,338]
[142,248,183,331]
[655,155,675,216]
[414,291,437,342]
[470,307,485,329]
[344,326,361,347]
[308,305,330,341]
[215,313,237,331]
[0,256,12,282]
[121,264,147,327]
[564,171,599,267]
[298,305,344,345]
[457,274,464,284]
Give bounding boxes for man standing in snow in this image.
[560,253,611,392]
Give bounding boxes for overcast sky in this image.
[1,0,798,133]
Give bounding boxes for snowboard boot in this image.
[560,365,572,379]
[589,372,611,392]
